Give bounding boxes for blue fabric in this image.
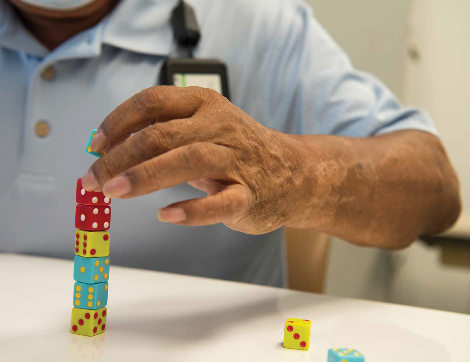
[0,0,436,287]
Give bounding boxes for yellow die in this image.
[283,318,311,351]
[71,307,107,337]
[75,230,110,258]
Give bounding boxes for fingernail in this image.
[103,175,132,198]
[82,170,99,191]
[91,130,106,153]
[158,207,186,223]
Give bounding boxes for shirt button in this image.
[41,65,56,80]
[35,121,51,138]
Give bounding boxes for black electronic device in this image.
[160,58,230,100]
[160,1,231,100]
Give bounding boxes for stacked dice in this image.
[71,178,111,336]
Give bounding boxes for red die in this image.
[75,205,111,231]
[76,178,111,206]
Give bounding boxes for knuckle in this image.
[180,142,211,169]
[219,193,234,216]
[90,163,104,184]
[137,87,157,105]
[199,86,216,98]
[126,160,160,193]
[200,87,220,100]
[104,109,126,136]
[221,190,248,216]
[149,126,172,149]
[199,198,217,220]
[90,157,119,185]
[137,163,157,188]
[188,86,220,106]
[140,126,172,156]
[137,87,168,119]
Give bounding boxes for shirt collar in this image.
[0,0,176,59]
[0,1,49,57]
[101,0,176,56]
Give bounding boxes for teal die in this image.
[73,281,108,310]
[74,256,110,284]
[328,348,365,362]
[85,129,105,158]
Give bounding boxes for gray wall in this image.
[306,0,470,314]
[305,0,411,303]
[308,0,409,98]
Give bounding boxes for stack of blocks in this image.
[71,129,111,337]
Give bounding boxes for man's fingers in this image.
[91,86,209,153]
[87,118,213,188]
[157,184,251,226]
[102,142,234,198]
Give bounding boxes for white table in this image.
[0,254,468,362]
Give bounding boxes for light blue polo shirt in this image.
[0,0,436,287]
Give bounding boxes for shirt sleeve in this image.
[261,0,438,137]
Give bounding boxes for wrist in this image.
[279,133,323,229]
[281,134,362,231]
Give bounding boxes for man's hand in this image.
[81,86,304,234]
[82,86,461,247]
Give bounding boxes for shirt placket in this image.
[19,27,103,187]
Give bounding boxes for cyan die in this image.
[85,129,105,158]
[73,281,108,310]
[328,348,365,362]
[74,256,110,284]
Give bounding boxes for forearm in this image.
[285,130,461,248]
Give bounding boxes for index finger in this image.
[91,86,207,153]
